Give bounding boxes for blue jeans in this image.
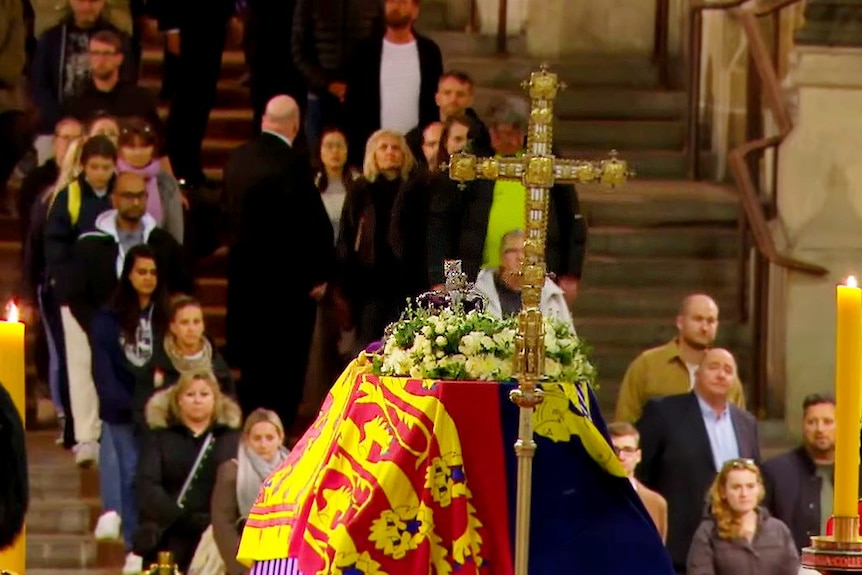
[99,422,140,550]
[37,284,64,415]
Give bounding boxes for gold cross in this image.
[445,64,632,575]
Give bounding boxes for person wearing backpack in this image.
[44,134,117,467]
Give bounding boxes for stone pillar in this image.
[776,7,862,435]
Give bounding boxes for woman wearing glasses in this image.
[687,458,799,575]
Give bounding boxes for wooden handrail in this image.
[497,0,508,55]
[686,0,826,277]
[653,0,671,87]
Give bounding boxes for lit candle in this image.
[0,300,26,573]
[834,277,862,520]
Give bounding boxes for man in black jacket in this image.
[404,70,492,170]
[223,95,335,430]
[762,394,852,552]
[291,0,383,151]
[344,0,442,166]
[68,171,193,334]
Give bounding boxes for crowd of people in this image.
[0,0,844,574]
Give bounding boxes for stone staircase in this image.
[25,431,124,574]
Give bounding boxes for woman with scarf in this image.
[143,295,235,422]
[211,408,289,574]
[116,116,184,244]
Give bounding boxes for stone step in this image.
[0,217,20,241]
[26,533,117,569]
[197,277,227,307]
[142,48,245,82]
[446,54,663,89]
[587,226,739,259]
[572,286,739,320]
[140,77,250,109]
[578,181,739,227]
[557,119,684,151]
[473,85,686,121]
[583,255,737,289]
[573,317,750,348]
[157,106,253,141]
[30,465,99,501]
[27,498,99,535]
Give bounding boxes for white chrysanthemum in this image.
[467,354,505,380]
[544,357,562,378]
[544,330,560,354]
[459,333,481,357]
[421,325,432,338]
[411,334,433,357]
[493,329,516,348]
[435,335,448,347]
[478,333,496,352]
[381,348,411,375]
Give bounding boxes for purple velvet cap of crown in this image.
[365,340,384,354]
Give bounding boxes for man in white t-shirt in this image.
[344,0,443,165]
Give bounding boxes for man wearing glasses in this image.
[608,420,668,543]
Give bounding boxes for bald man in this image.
[635,348,760,573]
[223,94,335,431]
[614,293,746,423]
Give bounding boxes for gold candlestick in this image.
[800,278,862,574]
[446,65,632,575]
[143,550,183,575]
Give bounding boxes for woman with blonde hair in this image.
[686,458,799,575]
[336,129,417,353]
[210,408,289,574]
[133,371,242,572]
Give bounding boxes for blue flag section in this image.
[499,383,675,575]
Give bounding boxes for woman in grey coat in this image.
[687,458,799,575]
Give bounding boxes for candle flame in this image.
[848,276,859,289]
[5,300,18,323]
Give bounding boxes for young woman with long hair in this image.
[89,244,170,574]
[686,458,799,575]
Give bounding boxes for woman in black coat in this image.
[133,371,242,571]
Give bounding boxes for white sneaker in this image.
[94,510,122,541]
[122,552,144,574]
[74,441,99,467]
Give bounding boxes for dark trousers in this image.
[244,12,305,130]
[235,301,316,433]
[165,18,229,186]
[40,285,74,448]
[0,111,27,204]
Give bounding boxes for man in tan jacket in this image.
[608,420,668,543]
[614,292,746,423]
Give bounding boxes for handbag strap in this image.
[177,432,215,508]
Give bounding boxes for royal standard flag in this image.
[237,357,674,575]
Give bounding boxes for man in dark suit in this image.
[636,348,760,574]
[223,95,335,431]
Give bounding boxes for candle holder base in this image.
[802,535,862,573]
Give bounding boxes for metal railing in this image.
[685,0,828,416]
